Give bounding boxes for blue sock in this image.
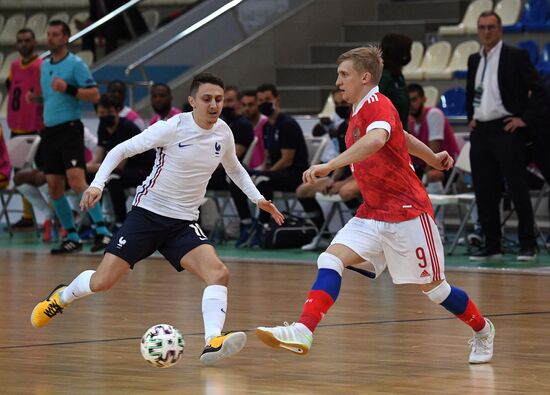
[440,286,469,315]
[78,192,111,236]
[311,268,342,301]
[52,196,79,242]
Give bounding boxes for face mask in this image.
[401,54,411,66]
[258,101,275,116]
[335,105,351,120]
[221,107,236,123]
[18,46,33,57]
[154,104,171,115]
[99,115,116,129]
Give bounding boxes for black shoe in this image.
[517,246,537,262]
[469,248,502,261]
[51,239,83,255]
[90,234,112,253]
[11,218,34,230]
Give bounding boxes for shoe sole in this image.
[200,332,247,366]
[517,256,537,262]
[255,329,310,355]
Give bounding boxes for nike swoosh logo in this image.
[279,344,305,354]
[178,143,192,148]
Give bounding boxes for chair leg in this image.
[449,201,476,255]
[312,202,338,249]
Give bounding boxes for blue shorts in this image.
[105,206,211,271]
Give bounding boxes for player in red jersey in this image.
[256,47,495,364]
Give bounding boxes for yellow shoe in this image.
[199,331,247,366]
[30,284,68,328]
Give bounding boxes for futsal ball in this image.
[140,324,185,368]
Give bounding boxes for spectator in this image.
[5,28,44,230]
[205,86,255,247]
[79,0,148,57]
[87,94,154,231]
[466,11,547,261]
[251,83,309,238]
[149,83,181,125]
[106,80,146,130]
[27,20,110,254]
[379,33,413,128]
[0,125,10,190]
[240,90,267,169]
[408,83,460,240]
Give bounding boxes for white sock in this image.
[476,319,491,336]
[17,184,54,220]
[202,285,227,343]
[60,270,95,305]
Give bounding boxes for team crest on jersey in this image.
[214,141,221,157]
[352,127,361,142]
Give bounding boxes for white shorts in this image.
[330,213,445,284]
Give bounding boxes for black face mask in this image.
[154,104,171,116]
[258,102,275,116]
[99,115,117,129]
[335,105,351,120]
[221,107,236,123]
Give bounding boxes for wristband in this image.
[65,84,79,96]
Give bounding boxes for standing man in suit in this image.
[466,11,547,261]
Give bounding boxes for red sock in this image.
[298,290,334,332]
[457,299,487,331]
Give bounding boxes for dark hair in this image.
[241,89,257,98]
[408,83,425,97]
[189,72,225,96]
[152,82,171,94]
[225,85,241,99]
[17,28,35,40]
[48,20,71,37]
[107,80,127,93]
[256,83,278,98]
[478,10,502,26]
[380,33,413,75]
[96,93,122,111]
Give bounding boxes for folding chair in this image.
[0,135,42,237]
[206,136,259,241]
[428,142,476,255]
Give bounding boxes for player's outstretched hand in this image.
[258,199,285,225]
[432,151,454,171]
[303,164,331,184]
[80,187,102,211]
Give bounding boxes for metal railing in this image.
[40,0,143,59]
[125,0,244,81]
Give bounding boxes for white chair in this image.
[26,13,48,45]
[69,12,89,44]
[318,93,335,118]
[495,0,522,25]
[424,86,440,107]
[143,10,160,32]
[427,40,480,79]
[0,14,27,45]
[428,142,476,254]
[402,41,424,80]
[0,92,8,118]
[0,52,5,74]
[0,135,42,237]
[76,50,94,68]
[0,15,5,35]
[438,0,493,35]
[0,52,19,84]
[418,41,452,80]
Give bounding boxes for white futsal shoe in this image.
[256,322,313,355]
[468,319,495,364]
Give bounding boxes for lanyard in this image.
[480,53,488,84]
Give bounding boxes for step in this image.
[310,42,376,64]
[277,86,334,114]
[378,0,470,22]
[276,64,336,86]
[344,19,456,42]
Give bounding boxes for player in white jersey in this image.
[30,73,285,366]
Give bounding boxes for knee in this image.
[90,272,115,292]
[296,183,310,198]
[209,262,229,285]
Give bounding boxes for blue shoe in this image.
[235,220,256,248]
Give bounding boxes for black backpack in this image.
[258,213,317,249]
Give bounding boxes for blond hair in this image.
[336,46,384,85]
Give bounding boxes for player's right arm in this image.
[80,120,174,210]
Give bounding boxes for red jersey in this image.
[7,56,44,133]
[345,87,433,222]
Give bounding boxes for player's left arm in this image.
[303,128,388,184]
[405,131,453,171]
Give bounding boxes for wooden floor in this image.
[2,250,550,394]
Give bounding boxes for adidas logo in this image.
[420,269,430,278]
[116,236,127,249]
[367,94,379,104]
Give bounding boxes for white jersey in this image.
[90,112,264,221]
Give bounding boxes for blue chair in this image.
[518,39,539,65]
[504,0,550,32]
[439,87,466,117]
[536,42,550,75]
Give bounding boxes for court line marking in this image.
[2,310,549,350]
